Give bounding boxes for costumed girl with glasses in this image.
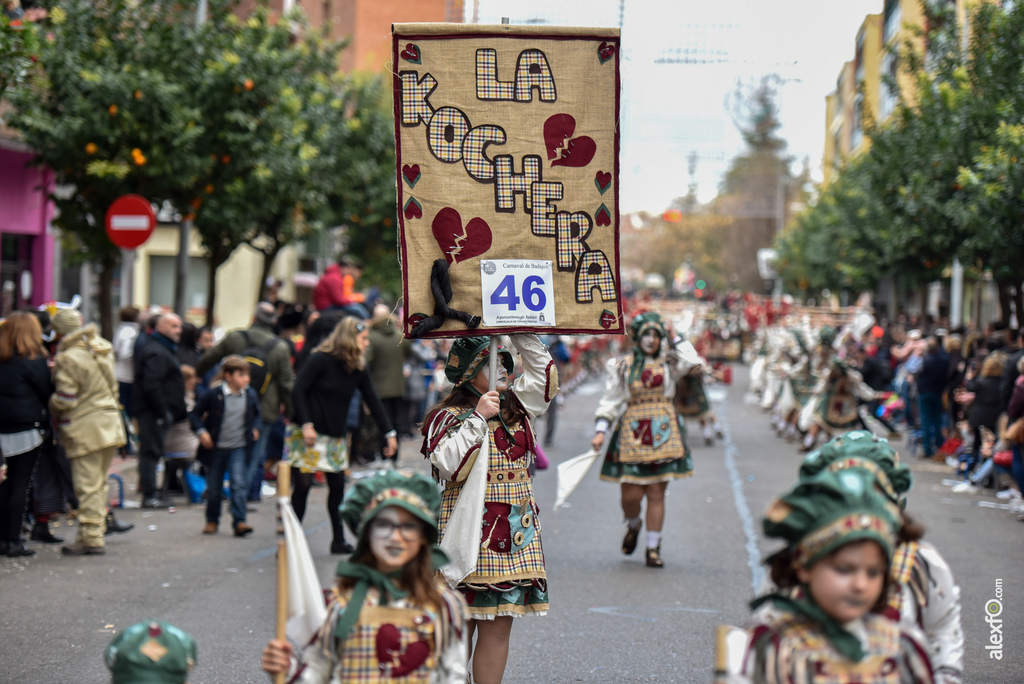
[261,469,469,683]
[591,311,701,568]
[741,466,935,684]
[420,334,556,684]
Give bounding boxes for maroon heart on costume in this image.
[543,113,576,160]
[431,207,492,265]
[493,426,528,461]
[595,170,612,194]
[598,41,616,63]
[600,310,616,329]
[402,164,421,187]
[641,369,664,388]
[404,197,422,220]
[375,624,431,676]
[595,203,611,226]
[400,43,421,63]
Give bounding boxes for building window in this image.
[883,0,902,44]
[851,95,864,150]
[149,255,211,315]
[880,53,898,120]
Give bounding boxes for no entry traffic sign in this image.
[105,194,156,249]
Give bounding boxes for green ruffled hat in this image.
[444,336,515,388]
[105,620,196,684]
[340,469,443,551]
[629,311,666,342]
[817,325,838,347]
[799,431,912,504]
[763,469,902,569]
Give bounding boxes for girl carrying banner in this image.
[420,334,557,684]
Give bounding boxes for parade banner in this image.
[393,23,623,338]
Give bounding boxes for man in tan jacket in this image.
[49,309,127,555]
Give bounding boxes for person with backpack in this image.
[195,302,293,504]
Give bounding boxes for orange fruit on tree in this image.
[108,104,118,116]
[85,143,98,154]
[243,78,254,91]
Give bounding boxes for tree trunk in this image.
[257,240,281,303]
[997,280,1013,326]
[204,247,229,328]
[98,254,116,340]
[1014,282,1023,329]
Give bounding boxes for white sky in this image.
[468,0,880,212]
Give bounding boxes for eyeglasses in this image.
[369,518,422,541]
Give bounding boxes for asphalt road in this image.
[1,365,1021,683]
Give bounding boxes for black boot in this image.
[30,521,64,544]
[105,511,134,535]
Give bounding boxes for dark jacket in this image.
[0,355,54,433]
[292,351,391,438]
[133,333,187,421]
[188,384,262,449]
[965,375,1003,429]
[195,323,293,423]
[1001,348,1024,409]
[916,350,949,395]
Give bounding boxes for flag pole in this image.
[274,460,292,684]
[488,337,498,392]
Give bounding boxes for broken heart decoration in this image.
[543,113,597,168]
[432,207,492,265]
[594,170,612,194]
[375,623,431,676]
[600,310,617,329]
[402,164,421,188]
[400,43,421,64]
[598,41,616,64]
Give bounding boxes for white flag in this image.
[553,449,601,512]
[280,497,327,645]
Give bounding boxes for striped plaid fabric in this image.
[475,49,515,100]
[398,72,437,126]
[462,125,506,181]
[427,106,470,163]
[615,361,685,464]
[320,587,439,683]
[556,211,592,271]
[494,155,540,212]
[575,251,617,302]
[530,182,563,237]
[512,49,557,101]
[438,418,547,586]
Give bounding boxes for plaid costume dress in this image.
[288,582,469,684]
[596,349,699,485]
[742,610,935,684]
[423,334,558,619]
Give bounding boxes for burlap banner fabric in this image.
[393,23,623,338]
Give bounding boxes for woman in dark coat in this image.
[0,312,55,556]
[964,354,1004,455]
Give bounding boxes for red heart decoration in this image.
[552,136,596,168]
[600,310,616,329]
[598,41,616,63]
[431,207,492,265]
[595,170,612,194]
[641,369,664,388]
[402,164,421,187]
[493,426,529,461]
[543,113,576,160]
[482,501,513,552]
[404,197,422,220]
[595,204,611,226]
[375,624,431,676]
[400,43,421,63]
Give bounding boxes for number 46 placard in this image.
[480,260,556,328]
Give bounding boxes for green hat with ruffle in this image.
[817,325,838,347]
[763,469,901,569]
[443,336,514,387]
[340,469,442,549]
[105,620,196,684]
[799,431,912,504]
[629,311,666,342]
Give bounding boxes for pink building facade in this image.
[0,142,56,316]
